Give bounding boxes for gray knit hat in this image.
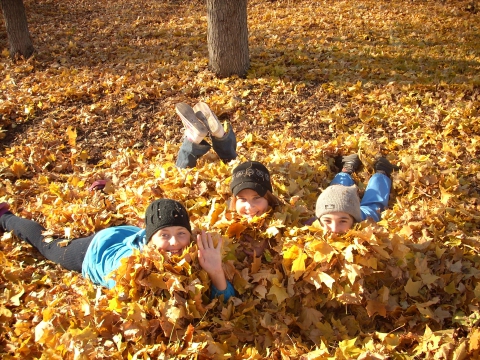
[145,199,191,242]
[315,185,362,222]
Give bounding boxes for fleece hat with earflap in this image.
[230,161,273,197]
[315,185,362,223]
[145,199,192,242]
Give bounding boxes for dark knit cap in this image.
[145,199,191,242]
[230,161,273,197]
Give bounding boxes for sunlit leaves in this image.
[1,0,480,358]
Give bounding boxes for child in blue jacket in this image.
[314,154,399,233]
[0,199,235,300]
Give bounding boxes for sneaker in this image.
[175,103,209,144]
[193,102,225,138]
[341,154,361,174]
[374,157,400,177]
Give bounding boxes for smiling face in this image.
[147,226,191,255]
[319,212,355,234]
[235,188,269,218]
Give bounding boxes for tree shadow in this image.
[18,0,479,86]
[23,0,208,73]
[1,0,478,151]
[247,12,480,86]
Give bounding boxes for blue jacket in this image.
[81,226,235,300]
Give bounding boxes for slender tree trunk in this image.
[0,0,34,60]
[206,0,249,78]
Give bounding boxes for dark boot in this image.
[341,154,361,174]
[374,157,400,177]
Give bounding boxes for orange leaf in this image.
[226,222,247,239]
[66,126,77,147]
[366,300,387,317]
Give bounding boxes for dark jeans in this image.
[176,124,237,168]
[0,212,94,272]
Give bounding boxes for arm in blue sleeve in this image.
[360,173,392,222]
[210,280,235,302]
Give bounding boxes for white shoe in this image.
[193,102,225,138]
[175,103,209,144]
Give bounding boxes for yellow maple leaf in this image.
[338,337,362,358]
[405,278,423,297]
[344,263,362,285]
[108,298,124,313]
[310,271,335,290]
[66,125,77,147]
[10,161,27,178]
[399,225,413,238]
[283,244,301,260]
[268,278,289,304]
[291,252,307,280]
[420,273,440,286]
[470,328,480,352]
[143,273,167,290]
[444,281,457,294]
[439,186,454,205]
[34,321,55,344]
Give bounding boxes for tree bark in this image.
[206,0,249,78]
[0,0,34,60]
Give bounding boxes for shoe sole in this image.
[175,103,208,140]
[193,102,223,136]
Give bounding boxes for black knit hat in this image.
[145,199,191,242]
[230,161,273,197]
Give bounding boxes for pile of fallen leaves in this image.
[1,0,480,358]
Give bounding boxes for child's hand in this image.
[197,231,223,274]
[197,231,227,291]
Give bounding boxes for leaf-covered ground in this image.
[1,0,480,358]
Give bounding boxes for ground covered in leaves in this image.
[1,0,480,358]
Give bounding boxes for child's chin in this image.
[166,250,182,256]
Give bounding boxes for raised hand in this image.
[197,230,227,291]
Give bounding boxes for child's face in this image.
[148,226,191,255]
[319,212,354,234]
[235,188,269,218]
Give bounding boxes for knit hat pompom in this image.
[230,161,273,197]
[145,199,191,242]
[315,185,362,223]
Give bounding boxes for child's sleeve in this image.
[210,280,235,302]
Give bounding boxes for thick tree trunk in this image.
[206,0,249,78]
[0,0,34,60]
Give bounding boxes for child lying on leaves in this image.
[227,161,283,259]
[0,199,234,301]
[311,154,400,233]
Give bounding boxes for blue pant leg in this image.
[360,173,391,222]
[211,124,237,162]
[176,137,212,168]
[330,172,355,186]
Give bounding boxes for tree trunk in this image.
[206,0,249,78]
[0,0,34,60]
